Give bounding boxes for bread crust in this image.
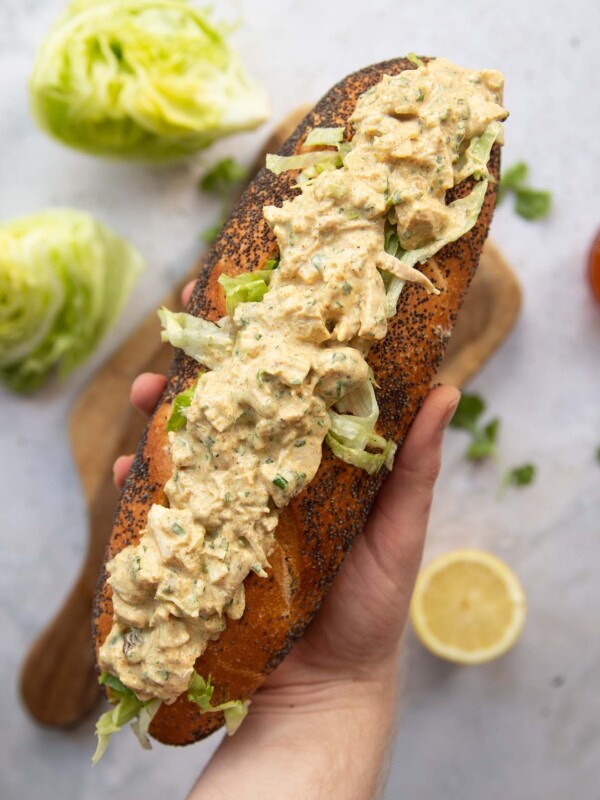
[93,56,501,745]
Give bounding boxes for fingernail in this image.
[440,395,460,430]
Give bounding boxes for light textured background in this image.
[1,0,599,798]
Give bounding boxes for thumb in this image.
[299,385,460,670]
[363,385,461,609]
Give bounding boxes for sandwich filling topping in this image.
[99,57,507,704]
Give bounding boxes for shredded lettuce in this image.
[30,0,269,161]
[0,209,143,393]
[218,270,274,315]
[380,225,406,317]
[266,150,342,176]
[398,181,488,269]
[304,127,345,147]
[130,699,161,750]
[337,142,352,164]
[454,121,502,182]
[158,308,233,369]
[187,670,249,735]
[326,433,396,475]
[383,276,405,318]
[93,672,161,764]
[407,52,424,67]
[326,379,397,475]
[166,380,201,432]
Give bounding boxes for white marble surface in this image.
[1,0,599,798]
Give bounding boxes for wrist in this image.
[191,655,400,800]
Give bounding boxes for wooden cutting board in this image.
[19,113,521,728]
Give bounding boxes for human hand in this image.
[113,280,459,799]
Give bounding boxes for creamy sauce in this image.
[99,58,507,703]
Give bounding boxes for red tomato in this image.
[589,229,600,304]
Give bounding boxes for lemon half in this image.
[410,549,526,664]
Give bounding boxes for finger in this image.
[113,455,134,489]
[364,384,460,593]
[130,373,167,417]
[181,280,197,307]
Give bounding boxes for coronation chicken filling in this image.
[99,58,507,703]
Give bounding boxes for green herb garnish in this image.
[272,475,288,490]
[503,463,536,488]
[514,188,552,221]
[498,162,552,220]
[200,158,248,194]
[171,522,185,536]
[467,418,500,461]
[449,392,499,460]
[450,393,536,492]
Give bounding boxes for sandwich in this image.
[92,54,507,759]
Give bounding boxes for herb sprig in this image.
[498,162,552,221]
[449,392,536,490]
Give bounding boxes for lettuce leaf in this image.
[187,671,249,735]
[326,379,396,474]
[217,270,274,315]
[30,0,269,161]
[398,181,488,269]
[454,121,502,182]
[130,699,162,750]
[166,381,201,432]
[407,52,424,67]
[0,209,143,393]
[158,307,234,369]
[266,150,342,176]
[326,433,396,475]
[92,671,161,764]
[304,127,345,147]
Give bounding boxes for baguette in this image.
[94,55,504,747]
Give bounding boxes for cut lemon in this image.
[410,549,526,664]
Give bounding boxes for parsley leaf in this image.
[498,162,528,201]
[200,157,248,194]
[498,161,552,221]
[467,418,500,460]
[504,463,536,487]
[514,188,552,221]
[449,392,486,433]
[449,394,536,492]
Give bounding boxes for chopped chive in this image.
[273,475,288,490]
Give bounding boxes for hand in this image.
[113,281,459,799]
